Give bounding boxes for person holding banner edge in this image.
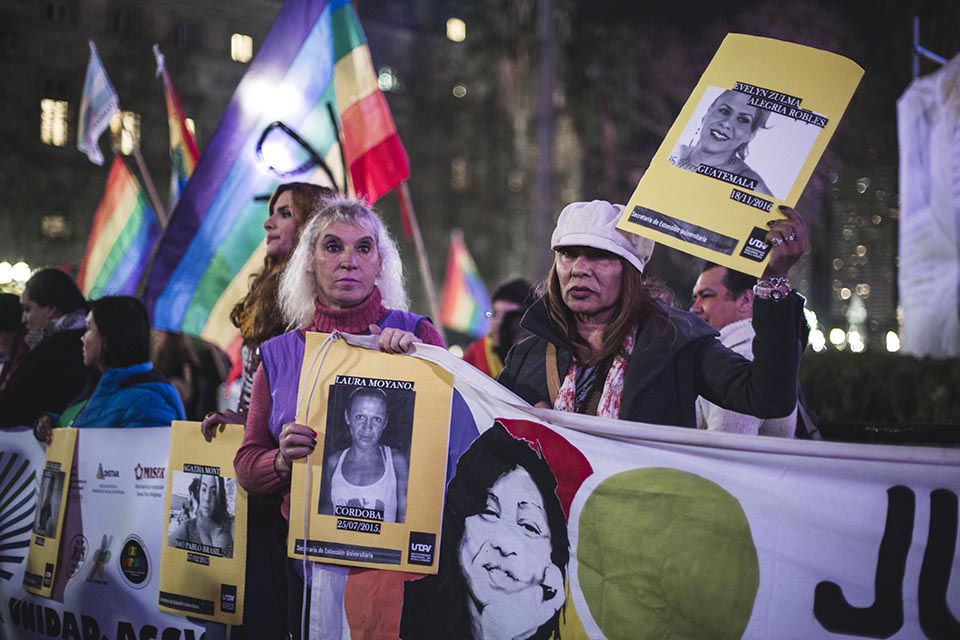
[233,196,444,638]
[499,199,805,426]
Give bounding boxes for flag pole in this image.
[128,142,168,228]
[398,181,444,342]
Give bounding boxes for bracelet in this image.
[753,276,791,301]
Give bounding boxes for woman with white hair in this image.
[499,200,806,426]
[234,196,443,638]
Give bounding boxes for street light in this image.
[11,262,30,282]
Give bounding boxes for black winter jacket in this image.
[498,294,804,428]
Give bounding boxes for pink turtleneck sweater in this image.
[233,288,444,519]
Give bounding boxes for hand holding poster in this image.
[618,34,863,275]
[287,333,452,573]
[159,421,247,624]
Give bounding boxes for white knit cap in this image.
[550,200,655,273]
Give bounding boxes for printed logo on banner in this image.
[739,227,772,262]
[135,464,165,480]
[220,584,237,613]
[407,532,436,566]
[67,534,88,578]
[87,534,114,584]
[96,463,119,479]
[118,535,150,589]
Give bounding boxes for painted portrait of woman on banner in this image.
[400,419,593,639]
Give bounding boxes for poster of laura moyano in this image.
[618,34,863,275]
[288,332,453,574]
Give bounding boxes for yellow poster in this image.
[288,333,452,573]
[23,427,78,598]
[158,421,247,624]
[618,34,863,275]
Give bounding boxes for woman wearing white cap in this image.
[499,200,806,426]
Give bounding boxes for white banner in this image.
[2,338,958,639]
[0,426,205,640]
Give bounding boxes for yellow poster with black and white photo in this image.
[288,333,453,574]
[618,34,863,275]
[23,427,78,598]
[158,421,247,624]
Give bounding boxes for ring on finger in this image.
[770,237,783,247]
[785,233,797,243]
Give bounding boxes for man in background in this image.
[690,263,796,437]
[462,278,533,378]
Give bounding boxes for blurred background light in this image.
[11,262,31,282]
[848,330,865,353]
[886,331,901,352]
[446,18,466,43]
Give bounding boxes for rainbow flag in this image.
[143,0,409,349]
[77,156,160,299]
[77,41,119,166]
[439,229,491,338]
[154,45,199,211]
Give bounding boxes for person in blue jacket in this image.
[34,296,185,441]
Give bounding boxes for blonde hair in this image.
[279,196,408,329]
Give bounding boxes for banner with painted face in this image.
[1,337,958,639]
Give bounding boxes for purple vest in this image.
[259,311,427,442]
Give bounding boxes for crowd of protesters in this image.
[1,181,812,639]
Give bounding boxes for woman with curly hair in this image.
[203,182,334,429]
[201,181,332,639]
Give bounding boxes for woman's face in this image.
[459,467,553,606]
[81,312,104,369]
[20,291,58,331]
[198,475,219,519]
[345,394,388,449]
[699,91,759,157]
[554,246,623,323]
[311,221,381,309]
[263,190,300,258]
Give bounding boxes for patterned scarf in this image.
[553,326,637,418]
[25,308,87,350]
